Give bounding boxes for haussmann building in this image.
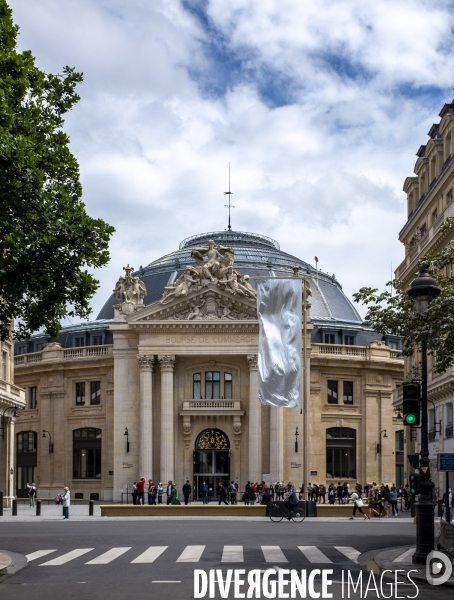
[13,230,404,501]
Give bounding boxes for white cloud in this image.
[8,0,453,322]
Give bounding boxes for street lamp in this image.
[407,268,441,564]
[42,430,54,453]
[376,429,387,454]
[295,427,299,453]
[124,427,130,453]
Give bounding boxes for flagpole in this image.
[303,276,310,500]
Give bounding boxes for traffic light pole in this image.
[413,338,435,564]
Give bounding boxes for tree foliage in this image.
[0,1,114,340]
[353,219,454,374]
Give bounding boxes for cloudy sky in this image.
[9,0,454,322]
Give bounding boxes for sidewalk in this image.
[358,545,454,588]
[0,503,417,522]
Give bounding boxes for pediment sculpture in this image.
[114,264,147,313]
[160,239,256,304]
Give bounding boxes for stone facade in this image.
[394,98,454,494]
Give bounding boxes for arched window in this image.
[73,428,102,479]
[326,428,356,479]
[16,431,37,498]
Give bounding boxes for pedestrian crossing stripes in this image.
[27,545,362,567]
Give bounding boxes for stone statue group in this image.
[160,240,256,304]
[113,264,147,306]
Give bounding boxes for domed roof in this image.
[97,230,362,326]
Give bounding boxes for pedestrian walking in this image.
[218,484,229,505]
[62,486,70,520]
[229,481,236,504]
[171,483,181,505]
[244,481,251,505]
[157,483,163,504]
[336,482,343,505]
[349,486,368,520]
[390,486,399,516]
[442,486,453,523]
[27,482,36,508]
[307,483,313,502]
[234,482,238,505]
[299,483,304,501]
[183,480,191,505]
[367,487,380,518]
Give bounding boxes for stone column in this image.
[247,354,262,482]
[137,355,154,478]
[270,407,284,484]
[158,355,176,483]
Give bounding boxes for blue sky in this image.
[9,0,454,320]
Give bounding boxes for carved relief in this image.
[137,355,154,371]
[247,354,258,371]
[160,240,257,304]
[158,354,176,371]
[155,292,256,321]
[114,264,147,313]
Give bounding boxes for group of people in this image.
[131,479,181,505]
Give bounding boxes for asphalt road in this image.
[0,519,444,600]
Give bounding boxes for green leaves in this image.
[353,220,454,374]
[0,0,114,340]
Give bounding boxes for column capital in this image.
[158,354,176,372]
[137,354,154,371]
[247,354,258,371]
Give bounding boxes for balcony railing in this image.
[428,429,437,442]
[445,423,453,438]
[181,400,242,411]
[312,344,402,361]
[15,345,112,365]
[0,378,26,405]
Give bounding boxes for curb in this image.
[0,554,11,572]
[358,546,454,588]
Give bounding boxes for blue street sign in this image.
[437,453,454,472]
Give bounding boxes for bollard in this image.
[12,498,17,516]
[36,500,41,516]
[89,500,94,516]
[0,491,3,516]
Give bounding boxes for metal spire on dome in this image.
[224,163,234,231]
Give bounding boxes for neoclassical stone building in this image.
[13,230,403,501]
[1,329,26,506]
[394,96,454,494]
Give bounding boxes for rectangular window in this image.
[76,382,85,406]
[193,373,201,400]
[74,337,85,347]
[2,351,7,380]
[92,335,103,346]
[327,380,338,404]
[448,263,454,278]
[324,334,335,344]
[388,340,398,350]
[432,209,438,224]
[90,381,101,405]
[395,430,404,452]
[344,336,355,346]
[205,371,220,399]
[73,448,101,479]
[224,373,232,399]
[343,381,353,404]
[326,447,356,479]
[35,342,45,351]
[29,387,37,409]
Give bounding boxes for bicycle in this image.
[268,501,305,523]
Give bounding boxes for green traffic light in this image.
[405,414,417,425]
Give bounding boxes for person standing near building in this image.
[171,483,181,505]
[183,480,191,505]
[62,487,70,520]
[157,483,163,504]
[200,481,208,504]
[136,478,145,505]
[336,482,343,505]
[229,481,236,504]
[131,482,138,505]
[442,486,453,523]
[166,481,173,505]
[27,482,36,508]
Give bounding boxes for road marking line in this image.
[393,548,415,563]
[221,545,243,562]
[26,550,57,562]
[334,546,361,563]
[152,581,181,583]
[298,546,333,563]
[39,549,94,566]
[131,546,168,563]
[85,547,131,564]
[176,545,205,562]
[262,546,288,563]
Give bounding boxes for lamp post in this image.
[295,427,299,453]
[407,268,441,564]
[124,427,130,453]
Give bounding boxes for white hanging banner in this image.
[257,278,302,408]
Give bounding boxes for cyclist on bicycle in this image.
[283,482,299,520]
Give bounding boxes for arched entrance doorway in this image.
[194,428,230,501]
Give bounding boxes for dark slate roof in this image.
[96,230,364,329]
